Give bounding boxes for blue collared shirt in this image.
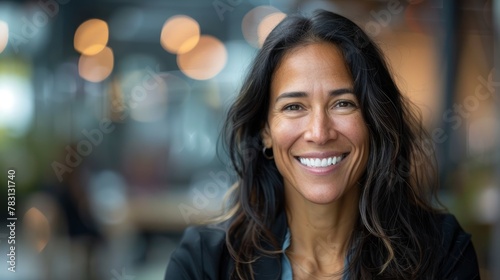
[281,228,293,279]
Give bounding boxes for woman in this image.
[165,10,480,279]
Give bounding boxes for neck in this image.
[284,186,359,274]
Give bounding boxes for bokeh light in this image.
[23,207,51,253]
[74,19,109,56]
[242,5,281,48]
[0,75,34,137]
[89,170,128,225]
[0,83,14,113]
[78,46,114,83]
[257,12,287,47]
[160,15,200,54]
[0,20,8,53]
[177,35,227,80]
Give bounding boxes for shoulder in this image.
[179,224,227,252]
[438,213,473,257]
[439,213,470,246]
[437,213,481,279]
[164,225,230,280]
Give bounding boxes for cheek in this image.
[340,115,369,146]
[268,117,300,148]
[353,128,370,152]
[339,115,370,165]
[353,137,370,174]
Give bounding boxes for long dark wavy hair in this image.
[221,9,443,279]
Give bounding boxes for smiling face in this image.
[262,42,370,205]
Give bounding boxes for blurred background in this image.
[0,0,497,279]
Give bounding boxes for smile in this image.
[297,154,347,168]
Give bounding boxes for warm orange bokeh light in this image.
[257,12,287,47]
[23,207,50,253]
[78,47,114,83]
[161,15,200,54]
[242,6,281,48]
[0,21,8,53]
[177,35,227,80]
[74,19,109,56]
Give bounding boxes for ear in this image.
[260,123,272,148]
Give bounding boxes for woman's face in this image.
[262,42,370,205]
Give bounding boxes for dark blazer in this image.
[164,211,480,279]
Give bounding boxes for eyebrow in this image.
[275,88,354,102]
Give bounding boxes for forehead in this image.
[279,42,348,69]
[271,42,353,94]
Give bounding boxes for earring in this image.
[262,147,274,159]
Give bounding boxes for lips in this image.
[297,153,348,168]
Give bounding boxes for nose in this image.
[303,109,337,144]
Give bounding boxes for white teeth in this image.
[298,155,345,168]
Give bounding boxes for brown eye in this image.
[284,104,302,111]
[335,100,355,108]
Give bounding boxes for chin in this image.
[299,181,360,205]
[303,190,344,205]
